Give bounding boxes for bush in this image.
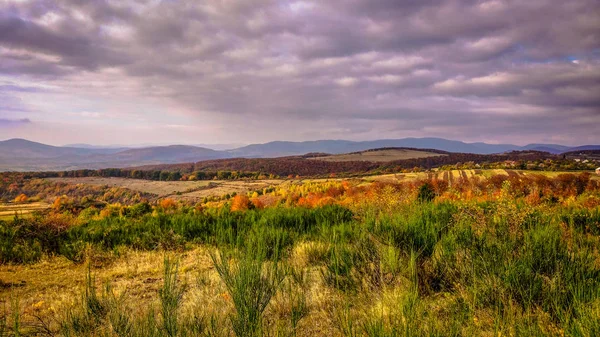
[212,233,287,337]
[417,183,435,203]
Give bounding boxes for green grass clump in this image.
[212,231,288,337]
[160,256,186,337]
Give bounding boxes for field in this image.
[1,169,600,336]
[0,202,50,221]
[368,168,600,182]
[46,170,600,202]
[47,177,286,201]
[309,149,446,162]
[47,177,213,196]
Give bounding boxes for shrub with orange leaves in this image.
[52,195,69,210]
[14,193,28,203]
[315,196,335,207]
[231,195,251,211]
[159,198,178,211]
[99,205,121,218]
[297,197,310,208]
[525,190,542,206]
[251,197,265,209]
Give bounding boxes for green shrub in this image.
[212,232,287,337]
[0,221,43,263]
[417,183,435,203]
[159,256,186,337]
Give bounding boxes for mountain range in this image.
[1,138,599,172]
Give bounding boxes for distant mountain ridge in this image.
[0,139,227,171]
[1,137,599,171]
[227,138,598,157]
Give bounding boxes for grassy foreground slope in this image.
[1,172,600,336]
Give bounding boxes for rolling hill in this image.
[308,148,448,162]
[0,139,228,171]
[226,138,520,157]
[0,138,121,158]
[107,145,226,163]
[227,138,590,157]
[1,138,598,171]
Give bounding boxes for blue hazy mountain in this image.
[1,137,598,171]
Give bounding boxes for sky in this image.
[0,0,599,146]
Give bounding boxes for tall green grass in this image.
[211,230,288,337]
[3,199,600,335]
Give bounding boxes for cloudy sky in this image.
[1,0,599,146]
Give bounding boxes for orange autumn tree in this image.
[52,196,69,210]
[231,195,251,211]
[251,197,265,209]
[159,198,178,212]
[14,193,28,203]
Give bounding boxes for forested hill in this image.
[36,150,594,180]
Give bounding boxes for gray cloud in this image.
[0,0,599,145]
[0,117,31,128]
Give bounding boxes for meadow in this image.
[41,169,600,202]
[0,202,50,221]
[308,149,446,162]
[46,177,285,202]
[1,170,599,336]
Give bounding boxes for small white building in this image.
[596,167,600,175]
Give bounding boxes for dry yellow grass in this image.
[46,177,286,201]
[0,248,221,330]
[0,246,343,337]
[0,202,50,220]
[176,180,285,201]
[310,149,445,162]
[47,177,212,196]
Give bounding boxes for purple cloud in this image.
[0,0,598,145]
[0,118,31,128]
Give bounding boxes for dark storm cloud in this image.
[0,0,599,144]
[0,14,130,71]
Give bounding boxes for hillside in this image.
[563,149,600,162]
[227,138,520,157]
[0,139,229,171]
[117,150,558,178]
[108,145,227,163]
[308,147,448,162]
[0,138,120,158]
